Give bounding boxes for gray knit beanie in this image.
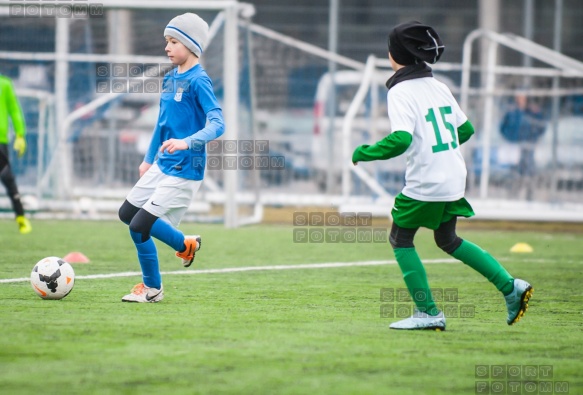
[164,13,209,58]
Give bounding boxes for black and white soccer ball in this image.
[30,257,75,300]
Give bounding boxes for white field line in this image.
[0,258,458,284]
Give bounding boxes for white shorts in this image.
[126,163,201,227]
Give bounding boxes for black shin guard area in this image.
[389,223,418,249]
[434,217,463,254]
[118,200,140,225]
[0,149,8,172]
[129,209,158,243]
[0,168,24,216]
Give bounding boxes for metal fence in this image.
[1,2,583,224]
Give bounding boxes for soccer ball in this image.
[30,257,75,300]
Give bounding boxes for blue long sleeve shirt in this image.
[144,64,224,180]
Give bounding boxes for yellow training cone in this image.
[510,243,533,253]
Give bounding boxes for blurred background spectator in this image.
[499,93,548,199]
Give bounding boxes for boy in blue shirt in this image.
[118,13,224,303]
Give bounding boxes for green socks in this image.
[394,247,440,316]
[392,240,514,315]
[451,240,514,295]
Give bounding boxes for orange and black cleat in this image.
[176,235,201,267]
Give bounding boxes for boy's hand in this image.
[352,145,367,166]
[139,161,152,178]
[13,136,26,157]
[160,138,188,154]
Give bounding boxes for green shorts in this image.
[391,193,475,230]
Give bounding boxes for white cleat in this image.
[389,309,446,331]
[121,283,164,303]
[505,278,533,325]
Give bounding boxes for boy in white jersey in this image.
[352,21,533,330]
[118,13,224,303]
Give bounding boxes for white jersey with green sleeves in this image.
[387,77,468,202]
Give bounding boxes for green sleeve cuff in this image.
[457,120,474,145]
[352,131,412,163]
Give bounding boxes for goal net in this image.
[2,2,583,224]
[339,30,583,221]
[0,1,249,225]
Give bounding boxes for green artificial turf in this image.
[0,219,581,395]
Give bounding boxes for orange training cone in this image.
[63,251,90,264]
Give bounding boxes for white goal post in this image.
[0,0,253,227]
[2,4,583,225]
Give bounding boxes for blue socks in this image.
[128,218,186,289]
[130,229,161,289]
[150,218,185,252]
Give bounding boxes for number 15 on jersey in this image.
[425,106,458,153]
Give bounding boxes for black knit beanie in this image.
[388,21,445,65]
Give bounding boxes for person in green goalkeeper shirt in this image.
[352,21,533,330]
[0,73,32,234]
